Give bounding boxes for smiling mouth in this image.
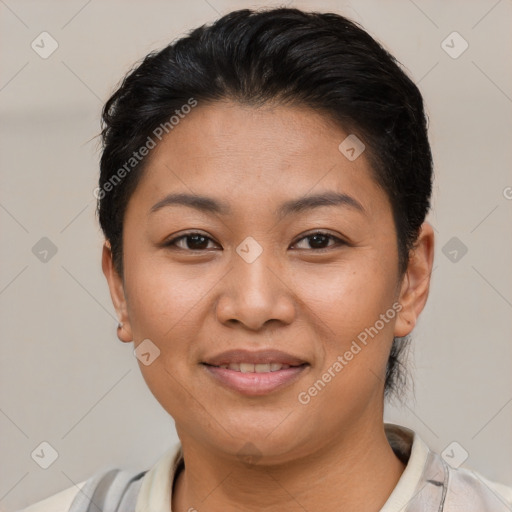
[201,349,309,394]
[202,361,309,395]
[204,362,306,373]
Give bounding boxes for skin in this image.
[102,100,434,512]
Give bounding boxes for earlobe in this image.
[394,222,435,338]
[101,241,133,343]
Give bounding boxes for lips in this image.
[202,349,308,369]
[214,362,292,373]
[201,349,309,395]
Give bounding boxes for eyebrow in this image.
[149,191,366,218]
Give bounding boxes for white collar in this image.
[135,423,429,512]
[380,423,431,511]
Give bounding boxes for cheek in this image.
[295,256,399,339]
[124,256,214,340]
[293,266,398,430]
[123,259,209,417]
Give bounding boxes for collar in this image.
[135,422,430,512]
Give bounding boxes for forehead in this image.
[151,100,349,164]
[127,100,389,218]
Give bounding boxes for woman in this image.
[20,6,512,512]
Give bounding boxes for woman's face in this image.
[103,100,432,463]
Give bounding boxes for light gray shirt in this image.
[19,423,512,511]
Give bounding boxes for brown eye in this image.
[165,232,219,251]
[292,232,345,251]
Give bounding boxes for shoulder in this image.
[17,445,182,512]
[385,423,512,512]
[17,481,87,512]
[444,463,512,511]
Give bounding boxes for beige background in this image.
[1,0,511,510]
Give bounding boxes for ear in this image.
[102,241,133,343]
[394,222,435,337]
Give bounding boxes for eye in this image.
[165,232,220,251]
[292,231,346,251]
[164,230,346,252]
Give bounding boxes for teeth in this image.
[240,363,255,373]
[217,363,293,373]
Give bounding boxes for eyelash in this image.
[164,231,347,253]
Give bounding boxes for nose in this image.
[215,247,296,331]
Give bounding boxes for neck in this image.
[172,421,406,512]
